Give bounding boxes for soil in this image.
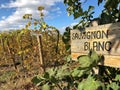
[0,60,42,90]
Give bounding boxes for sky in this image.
[0,0,104,33]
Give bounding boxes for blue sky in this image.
[0,0,104,33]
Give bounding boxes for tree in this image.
[64,0,120,27]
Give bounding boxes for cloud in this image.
[51,7,60,12]
[59,26,66,34]
[0,0,63,31]
[0,0,63,8]
[1,16,6,20]
[69,22,78,27]
[59,22,78,34]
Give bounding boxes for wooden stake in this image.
[37,34,45,72]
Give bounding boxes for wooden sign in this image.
[71,22,120,68]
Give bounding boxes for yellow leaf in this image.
[28,22,31,26]
[25,49,29,53]
[18,51,23,54]
[38,6,44,11]
[43,23,47,29]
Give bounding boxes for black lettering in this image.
[72,33,75,40]
[81,32,86,39]
[84,42,90,51]
[96,31,101,39]
[98,41,105,51]
[105,41,112,51]
[87,31,91,39]
[72,30,109,40]
[91,31,96,39]
[75,33,79,39]
[102,30,108,39]
[93,41,99,51]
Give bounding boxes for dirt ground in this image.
[0,60,43,90]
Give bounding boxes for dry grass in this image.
[0,60,42,90]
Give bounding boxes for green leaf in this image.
[107,82,120,90]
[50,76,58,83]
[78,76,102,90]
[98,0,103,5]
[65,55,72,62]
[64,0,67,4]
[74,12,82,19]
[62,32,70,44]
[88,6,94,12]
[42,84,50,90]
[56,65,70,79]
[65,45,71,52]
[115,74,120,81]
[71,68,80,77]
[46,68,57,77]
[71,68,85,77]
[89,50,99,63]
[115,13,119,18]
[44,72,50,79]
[31,76,43,85]
[77,55,92,68]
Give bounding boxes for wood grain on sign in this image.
[71,22,120,68]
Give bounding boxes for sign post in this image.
[71,22,120,68]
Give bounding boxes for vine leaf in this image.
[107,82,120,90]
[98,0,103,5]
[77,55,92,68]
[71,68,87,77]
[115,74,120,81]
[42,83,50,90]
[31,76,43,86]
[78,76,102,90]
[88,6,94,12]
[89,50,100,64]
